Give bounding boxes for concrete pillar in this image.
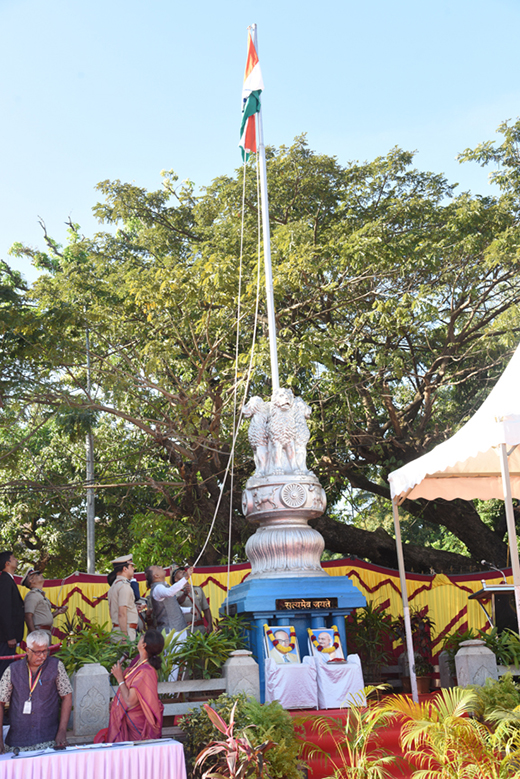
[438,650,456,688]
[455,639,498,687]
[223,650,261,701]
[73,662,110,737]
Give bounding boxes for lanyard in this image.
[27,665,43,700]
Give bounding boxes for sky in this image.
[2,0,520,283]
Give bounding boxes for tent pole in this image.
[498,443,520,631]
[392,498,418,702]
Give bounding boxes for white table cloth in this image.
[313,653,366,709]
[264,656,318,709]
[0,738,187,779]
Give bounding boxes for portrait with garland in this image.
[264,624,300,664]
[307,626,345,662]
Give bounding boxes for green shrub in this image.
[167,613,250,680]
[57,617,137,676]
[467,673,520,720]
[478,628,520,667]
[179,693,304,779]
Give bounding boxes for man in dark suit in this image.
[0,551,24,680]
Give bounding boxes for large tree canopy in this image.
[3,123,520,575]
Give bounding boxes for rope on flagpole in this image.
[189,26,264,609]
[224,147,263,611]
[190,181,262,602]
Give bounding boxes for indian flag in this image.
[239,30,264,161]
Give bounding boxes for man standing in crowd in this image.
[0,551,24,680]
[172,566,213,634]
[0,630,72,753]
[22,569,68,642]
[145,564,194,680]
[107,555,139,642]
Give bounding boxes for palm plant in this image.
[382,687,520,778]
[298,687,403,779]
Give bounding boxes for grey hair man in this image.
[145,565,193,681]
[0,630,72,753]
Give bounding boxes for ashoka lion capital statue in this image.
[242,388,328,579]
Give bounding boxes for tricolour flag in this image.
[239,30,264,161]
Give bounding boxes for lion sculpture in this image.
[242,396,270,476]
[245,388,313,477]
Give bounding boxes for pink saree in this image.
[107,658,164,742]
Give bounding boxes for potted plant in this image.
[392,607,435,694]
[180,692,304,779]
[156,613,252,714]
[345,601,394,684]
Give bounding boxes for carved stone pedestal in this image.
[73,662,110,737]
[222,388,366,700]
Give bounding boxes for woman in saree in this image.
[108,628,164,742]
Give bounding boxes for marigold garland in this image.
[264,625,297,653]
[308,625,341,654]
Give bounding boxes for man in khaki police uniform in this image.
[107,555,139,641]
[22,569,68,641]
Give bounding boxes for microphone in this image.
[481,560,507,584]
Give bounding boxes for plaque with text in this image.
[276,597,338,611]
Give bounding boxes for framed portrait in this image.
[264,624,301,664]
[308,626,345,662]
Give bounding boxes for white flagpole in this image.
[249,24,279,392]
[392,498,419,702]
[498,443,520,631]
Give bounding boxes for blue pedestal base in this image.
[221,575,366,702]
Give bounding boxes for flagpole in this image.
[249,24,279,393]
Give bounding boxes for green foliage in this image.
[298,687,400,779]
[479,628,520,668]
[345,601,394,668]
[156,627,187,682]
[169,615,249,680]
[468,673,520,720]
[57,617,137,676]
[194,701,277,779]
[5,125,520,573]
[180,693,303,779]
[383,686,520,778]
[391,606,436,672]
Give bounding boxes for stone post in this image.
[223,650,260,701]
[73,662,110,737]
[455,639,498,687]
[438,650,456,688]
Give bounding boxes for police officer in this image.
[22,569,68,641]
[107,555,139,642]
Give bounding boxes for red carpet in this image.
[289,694,439,779]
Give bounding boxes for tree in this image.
[3,126,520,574]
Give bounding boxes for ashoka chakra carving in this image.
[281,483,306,508]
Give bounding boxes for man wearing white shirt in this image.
[145,565,194,681]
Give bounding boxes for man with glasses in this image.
[108,554,139,641]
[0,630,72,752]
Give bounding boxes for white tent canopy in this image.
[389,343,520,503]
[387,342,520,701]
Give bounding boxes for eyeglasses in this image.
[27,648,49,656]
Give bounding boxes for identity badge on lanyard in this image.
[23,665,43,714]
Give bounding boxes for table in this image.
[0,738,187,779]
